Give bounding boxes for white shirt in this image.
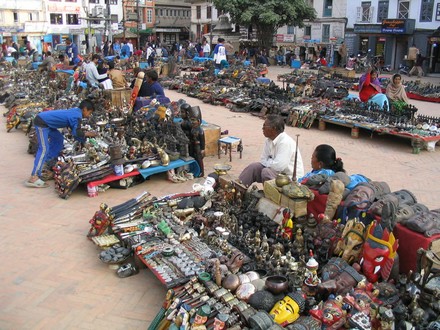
[128,42,134,53]
[260,132,304,179]
[203,43,211,54]
[214,45,226,64]
[85,61,108,87]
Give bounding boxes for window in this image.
[207,6,212,19]
[398,1,409,19]
[67,14,79,25]
[13,12,18,22]
[109,0,118,4]
[377,0,389,22]
[323,0,332,17]
[50,13,63,25]
[147,9,152,23]
[420,0,434,22]
[196,6,201,19]
[322,24,330,43]
[111,14,118,23]
[65,0,77,2]
[166,10,169,16]
[287,25,295,34]
[196,24,201,39]
[304,25,311,37]
[89,0,99,3]
[362,1,372,22]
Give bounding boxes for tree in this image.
[212,0,316,49]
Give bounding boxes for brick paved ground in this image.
[0,66,439,329]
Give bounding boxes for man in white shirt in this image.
[239,114,304,186]
[213,37,227,69]
[85,54,110,88]
[202,40,211,57]
[127,40,134,56]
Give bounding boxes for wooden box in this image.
[263,179,282,204]
[104,88,132,107]
[202,123,221,157]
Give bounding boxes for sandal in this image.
[25,178,49,188]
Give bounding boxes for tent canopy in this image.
[113,31,138,39]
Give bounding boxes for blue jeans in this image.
[32,126,64,177]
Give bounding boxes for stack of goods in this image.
[86,172,440,329]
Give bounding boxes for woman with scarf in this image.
[386,73,409,104]
[359,68,389,111]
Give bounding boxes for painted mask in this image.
[369,194,399,216]
[344,184,375,210]
[270,292,305,326]
[213,313,228,330]
[193,304,210,325]
[320,257,349,282]
[318,265,364,295]
[310,296,346,329]
[360,221,398,283]
[405,209,440,237]
[334,219,366,264]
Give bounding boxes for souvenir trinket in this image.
[269,292,306,326]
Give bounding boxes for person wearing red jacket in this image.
[359,68,389,111]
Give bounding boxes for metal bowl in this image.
[214,163,232,175]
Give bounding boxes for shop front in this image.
[428,27,440,74]
[350,19,416,70]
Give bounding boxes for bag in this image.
[148,48,156,60]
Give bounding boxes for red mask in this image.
[360,221,398,283]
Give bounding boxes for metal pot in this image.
[275,173,290,187]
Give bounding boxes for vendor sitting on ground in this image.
[359,67,389,111]
[26,99,98,188]
[298,144,345,183]
[239,114,304,186]
[38,51,56,72]
[386,73,409,104]
[138,69,165,98]
[108,61,127,89]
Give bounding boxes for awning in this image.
[113,31,138,39]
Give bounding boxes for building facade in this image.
[155,0,190,47]
[345,0,440,72]
[282,0,348,65]
[0,0,46,51]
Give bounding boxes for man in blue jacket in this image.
[65,38,79,65]
[26,99,97,188]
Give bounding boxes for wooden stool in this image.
[218,136,243,162]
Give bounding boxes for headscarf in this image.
[359,72,381,92]
[386,81,409,103]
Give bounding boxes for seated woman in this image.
[386,73,409,104]
[299,144,345,183]
[359,68,389,111]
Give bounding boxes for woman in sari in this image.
[386,73,409,104]
[359,68,389,111]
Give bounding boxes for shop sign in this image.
[276,34,295,42]
[0,25,25,33]
[436,3,440,21]
[354,24,382,34]
[379,37,386,42]
[381,19,406,33]
[155,28,181,33]
[70,28,84,34]
[47,4,81,13]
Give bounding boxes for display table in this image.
[86,159,200,197]
[318,116,440,152]
[393,223,440,274]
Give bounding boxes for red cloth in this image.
[87,170,140,188]
[359,72,381,102]
[393,223,440,274]
[307,189,329,220]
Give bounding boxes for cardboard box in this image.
[104,88,131,107]
[202,123,221,157]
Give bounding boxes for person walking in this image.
[408,53,426,78]
[338,41,347,67]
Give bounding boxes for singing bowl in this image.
[265,275,289,294]
[214,164,232,175]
